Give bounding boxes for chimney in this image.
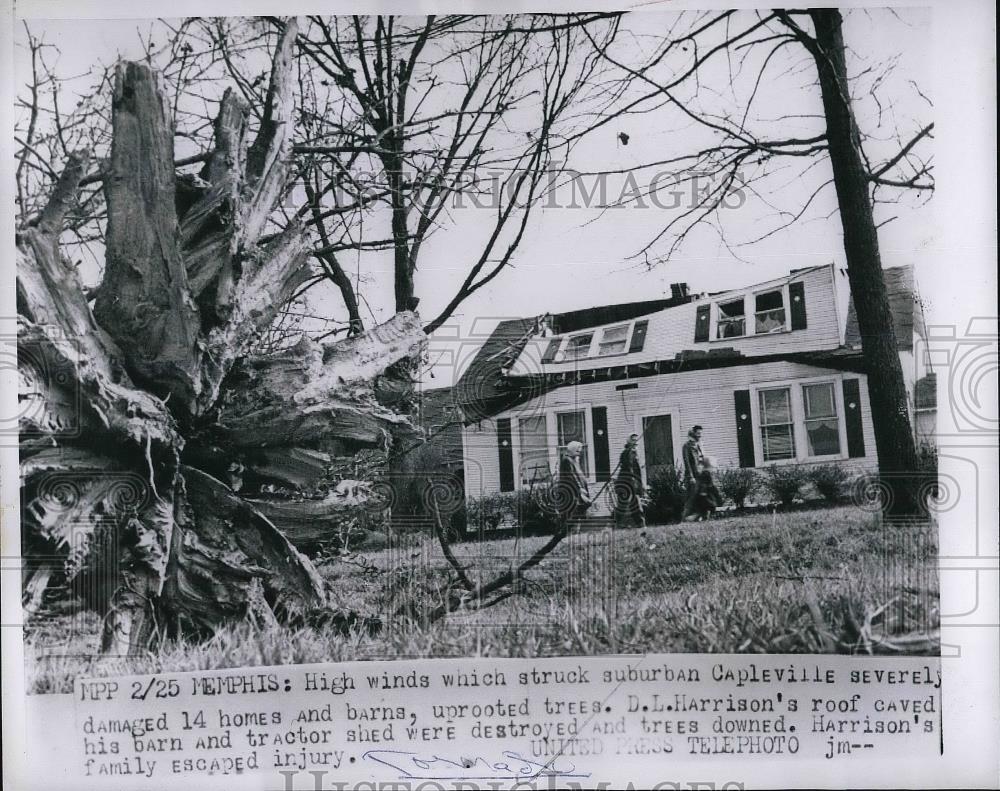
[670,282,689,300]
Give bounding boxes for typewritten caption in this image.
[72,655,942,787]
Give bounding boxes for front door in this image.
[641,414,675,483]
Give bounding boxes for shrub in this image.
[463,492,516,532]
[457,489,561,537]
[513,488,562,534]
[808,464,850,502]
[646,466,688,523]
[763,464,810,506]
[716,468,760,509]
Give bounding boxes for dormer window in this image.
[755,290,786,333]
[716,298,746,339]
[704,281,804,343]
[549,322,636,363]
[597,324,630,356]
[563,333,594,361]
[707,285,794,342]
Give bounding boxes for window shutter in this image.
[694,304,711,342]
[497,418,515,491]
[540,337,562,364]
[628,320,649,353]
[789,281,807,330]
[842,379,866,458]
[592,407,611,482]
[734,389,755,468]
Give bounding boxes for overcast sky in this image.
[14,9,935,388]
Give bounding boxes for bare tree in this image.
[288,15,623,331]
[577,9,932,514]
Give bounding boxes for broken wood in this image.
[16,17,427,654]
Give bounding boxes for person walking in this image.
[614,433,647,529]
[681,425,704,520]
[557,440,592,530]
[685,455,723,521]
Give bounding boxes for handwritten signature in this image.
[363,749,589,780]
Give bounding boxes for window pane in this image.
[755,309,786,333]
[804,383,836,418]
[719,298,745,318]
[557,411,586,444]
[754,290,785,333]
[756,290,783,311]
[759,388,791,425]
[717,317,746,338]
[717,298,746,338]
[805,419,841,456]
[557,411,588,475]
[597,325,629,355]
[518,415,550,484]
[564,334,593,360]
[762,424,796,461]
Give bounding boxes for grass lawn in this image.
[25,505,939,693]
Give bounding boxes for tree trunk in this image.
[387,150,416,312]
[17,18,427,654]
[319,250,364,334]
[808,9,923,516]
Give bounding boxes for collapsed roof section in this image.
[454,265,920,423]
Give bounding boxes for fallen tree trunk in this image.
[17,17,427,654]
[247,484,385,554]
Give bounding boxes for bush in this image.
[463,492,515,532]
[763,464,810,506]
[716,468,760,509]
[513,488,562,534]
[808,464,850,502]
[457,489,561,537]
[646,466,688,524]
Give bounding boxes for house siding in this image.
[462,359,879,510]
[509,265,843,377]
[462,417,501,499]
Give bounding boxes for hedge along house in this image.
[453,264,934,516]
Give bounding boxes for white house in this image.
[454,264,934,513]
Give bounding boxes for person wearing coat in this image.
[614,433,647,529]
[681,424,704,520]
[685,455,723,521]
[557,440,592,526]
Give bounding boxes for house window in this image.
[597,324,630,356]
[802,382,841,456]
[556,410,589,475]
[716,297,746,339]
[562,333,593,361]
[759,387,796,461]
[518,415,551,485]
[754,290,786,333]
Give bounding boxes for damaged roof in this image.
[456,265,921,422]
[453,296,691,421]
